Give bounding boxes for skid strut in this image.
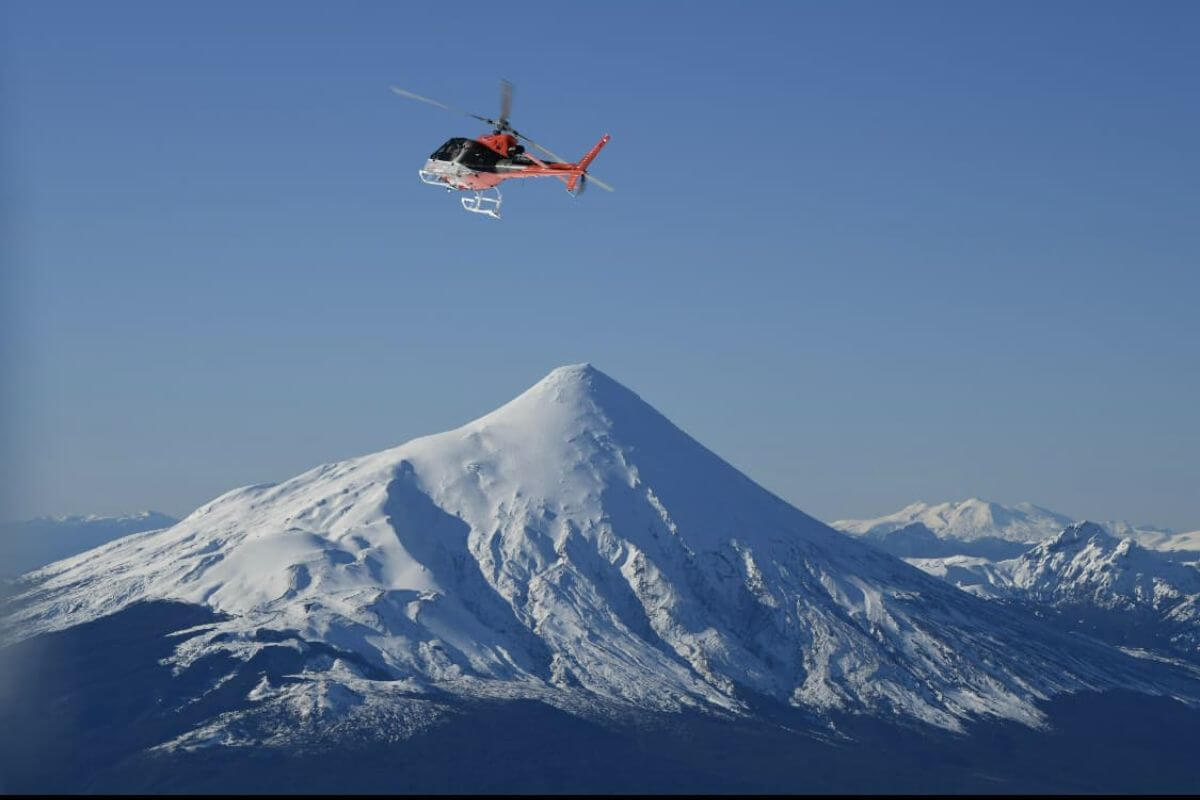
[416,168,503,220]
[418,169,453,187]
[461,187,502,220]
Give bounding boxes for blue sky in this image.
[4,1,1198,529]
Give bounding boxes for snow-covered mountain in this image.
[5,366,1199,757]
[834,499,1075,543]
[907,523,1200,660]
[0,511,178,577]
[835,499,1193,553]
[1008,523,1200,605]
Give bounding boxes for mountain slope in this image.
[6,366,1197,746]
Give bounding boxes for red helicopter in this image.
[391,80,612,219]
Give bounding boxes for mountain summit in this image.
[7,365,1196,743]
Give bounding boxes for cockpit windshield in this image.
[429,138,503,171]
[430,138,469,162]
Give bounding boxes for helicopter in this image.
[391,80,612,219]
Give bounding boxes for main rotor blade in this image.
[499,79,513,125]
[390,86,496,126]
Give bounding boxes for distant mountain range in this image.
[835,498,1076,542]
[834,497,1189,551]
[1,511,178,577]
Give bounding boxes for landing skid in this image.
[460,187,502,220]
[416,169,503,220]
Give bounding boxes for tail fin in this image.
[576,134,610,172]
[567,134,610,193]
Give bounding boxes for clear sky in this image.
[3,1,1198,530]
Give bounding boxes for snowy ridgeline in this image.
[3,365,1200,776]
